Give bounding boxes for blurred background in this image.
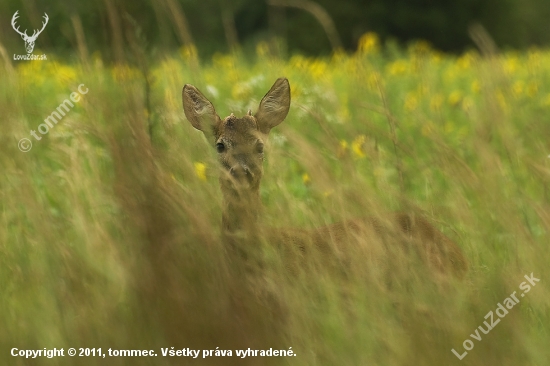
[1,0,549,61]
[1,1,550,366]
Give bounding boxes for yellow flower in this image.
[194,162,207,181]
[289,55,308,70]
[503,55,519,75]
[180,44,198,62]
[512,81,524,98]
[53,63,77,84]
[256,41,269,57]
[358,32,379,55]
[388,60,408,75]
[16,62,44,87]
[290,84,301,99]
[231,83,251,100]
[448,90,462,106]
[309,60,327,80]
[457,51,476,69]
[337,140,348,158]
[528,49,541,69]
[331,49,347,64]
[471,80,481,93]
[302,173,311,185]
[430,52,443,64]
[352,135,367,158]
[404,93,418,111]
[212,53,235,70]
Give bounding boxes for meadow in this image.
[1,34,549,365]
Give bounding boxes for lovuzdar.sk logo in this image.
[11,10,48,61]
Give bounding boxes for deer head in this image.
[11,11,49,54]
[182,78,291,194]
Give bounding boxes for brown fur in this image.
[182,78,467,278]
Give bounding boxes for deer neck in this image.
[220,181,262,235]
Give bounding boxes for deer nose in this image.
[229,164,253,182]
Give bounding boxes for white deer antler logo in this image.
[11,11,49,54]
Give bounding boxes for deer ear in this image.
[182,84,220,136]
[255,78,290,134]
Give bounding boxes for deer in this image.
[11,10,49,54]
[182,77,468,279]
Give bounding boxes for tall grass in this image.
[1,37,549,365]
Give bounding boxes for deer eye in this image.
[256,142,264,154]
[216,142,225,153]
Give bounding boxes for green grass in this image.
[1,42,549,365]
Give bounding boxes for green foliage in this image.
[1,42,550,365]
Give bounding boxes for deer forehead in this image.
[217,114,263,145]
